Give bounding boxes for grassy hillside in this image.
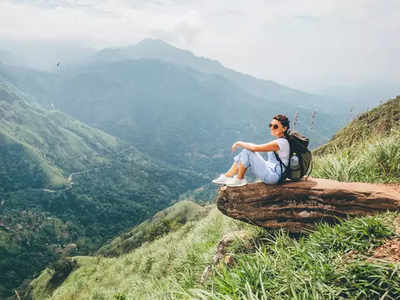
[25,201,257,300]
[96,201,212,258]
[0,81,121,191]
[312,96,400,183]
[25,205,400,300]
[0,81,207,298]
[313,96,400,156]
[25,96,400,299]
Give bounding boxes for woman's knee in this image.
[234,150,248,166]
[240,149,253,156]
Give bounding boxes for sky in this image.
[1,0,399,92]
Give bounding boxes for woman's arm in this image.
[232,141,280,152]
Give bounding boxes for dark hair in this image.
[273,114,290,136]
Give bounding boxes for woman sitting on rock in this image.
[212,114,290,187]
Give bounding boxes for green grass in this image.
[188,213,399,300]
[28,205,400,300]
[313,96,400,156]
[186,99,400,300]
[97,200,211,257]
[20,95,400,299]
[312,130,400,183]
[28,205,259,300]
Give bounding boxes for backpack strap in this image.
[305,152,313,180]
[274,152,288,184]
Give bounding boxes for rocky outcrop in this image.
[217,178,400,232]
[200,230,252,284]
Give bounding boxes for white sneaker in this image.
[212,174,236,185]
[226,177,248,187]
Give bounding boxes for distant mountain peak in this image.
[134,38,194,56]
[136,38,172,48]
[95,38,221,68]
[97,38,190,57]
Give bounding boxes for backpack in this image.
[274,130,313,184]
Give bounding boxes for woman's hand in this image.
[232,141,243,152]
[232,141,259,152]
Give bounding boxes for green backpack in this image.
[274,130,313,183]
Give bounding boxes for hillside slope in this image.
[25,201,252,300]
[26,205,400,300]
[313,96,400,155]
[0,82,206,298]
[25,95,400,300]
[311,96,400,184]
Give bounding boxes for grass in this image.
[97,201,211,257]
[313,96,400,156]
[28,128,400,299]
[27,96,400,299]
[28,206,400,300]
[28,205,260,300]
[312,130,400,183]
[188,213,400,300]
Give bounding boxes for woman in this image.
[212,114,290,187]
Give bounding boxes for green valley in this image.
[0,81,207,298]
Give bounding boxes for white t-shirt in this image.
[274,138,290,167]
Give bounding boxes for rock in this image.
[46,258,77,291]
[63,243,78,255]
[200,230,252,284]
[224,254,235,265]
[217,177,400,232]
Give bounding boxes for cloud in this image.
[1,0,399,90]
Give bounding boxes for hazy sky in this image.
[1,0,399,91]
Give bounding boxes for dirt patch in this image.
[370,239,400,263]
[367,216,400,263]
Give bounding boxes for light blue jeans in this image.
[234,149,284,184]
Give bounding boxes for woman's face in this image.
[269,119,287,138]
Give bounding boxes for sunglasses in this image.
[269,123,279,129]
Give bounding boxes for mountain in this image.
[0,62,59,106]
[92,39,342,114]
[5,58,339,176]
[0,81,206,298]
[0,40,345,176]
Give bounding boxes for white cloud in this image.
[1,0,399,90]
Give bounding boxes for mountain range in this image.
[0,39,345,176]
[0,38,372,298]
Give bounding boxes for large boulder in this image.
[217,178,400,232]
